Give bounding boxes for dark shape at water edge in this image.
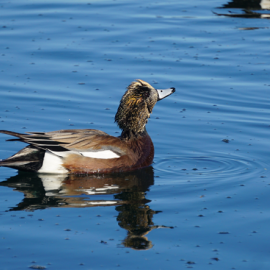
[219,0,264,10]
[0,166,173,250]
[214,0,270,21]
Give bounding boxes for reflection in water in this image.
[115,192,173,250]
[215,0,270,21]
[0,167,173,250]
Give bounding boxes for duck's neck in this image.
[115,99,150,136]
[120,128,148,141]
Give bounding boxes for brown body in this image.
[63,131,154,174]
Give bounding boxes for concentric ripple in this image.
[154,154,267,180]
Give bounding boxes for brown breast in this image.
[62,132,154,174]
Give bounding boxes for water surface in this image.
[1,0,270,269]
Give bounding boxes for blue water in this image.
[1,0,270,269]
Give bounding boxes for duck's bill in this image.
[156,87,175,101]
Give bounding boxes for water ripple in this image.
[155,154,266,180]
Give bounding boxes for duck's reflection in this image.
[0,167,172,250]
[215,0,270,21]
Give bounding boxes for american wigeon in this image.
[0,79,175,174]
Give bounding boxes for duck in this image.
[0,79,175,174]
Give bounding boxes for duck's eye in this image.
[140,88,150,98]
[143,91,150,98]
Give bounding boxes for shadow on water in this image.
[0,166,173,250]
[215,0,270,22]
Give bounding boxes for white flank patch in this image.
[49,149,120,159]
[80,150,120,159]
[38,151,69,174]
[38,149,120,174]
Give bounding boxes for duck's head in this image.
[115,79,175,137]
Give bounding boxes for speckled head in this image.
[115,79,175,137]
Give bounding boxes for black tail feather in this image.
[0,145,45,172]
